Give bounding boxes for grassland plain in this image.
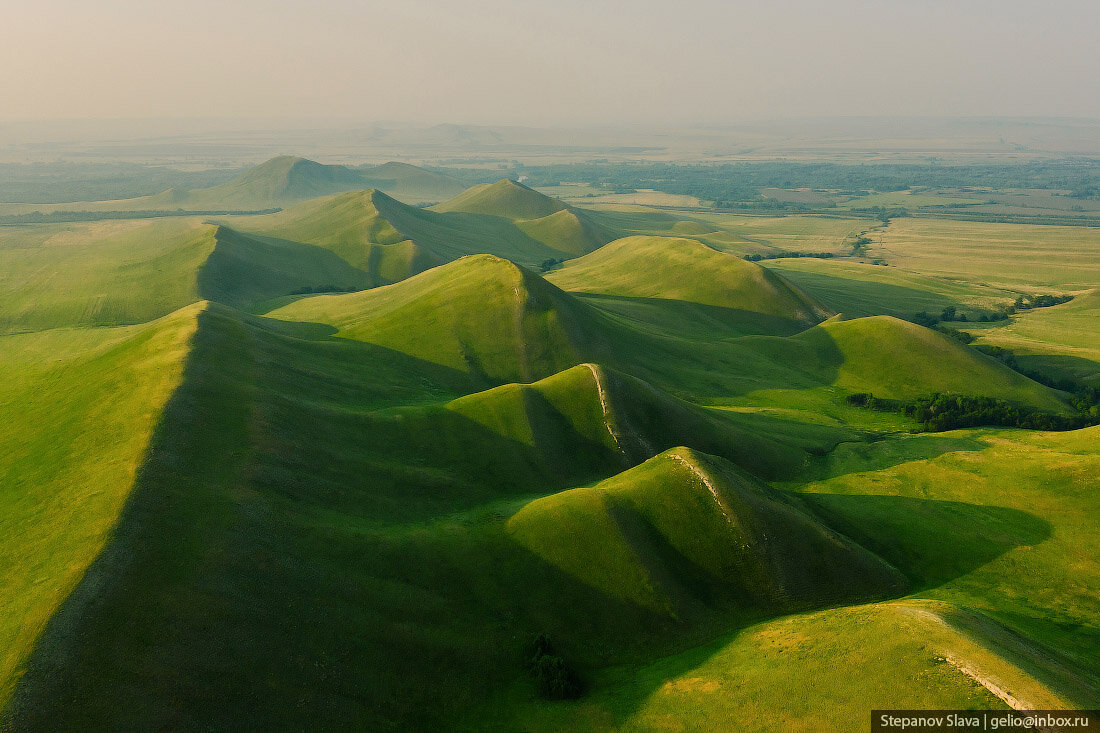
[870,217,1100,290]
[2,185,1099,731]
[761,257,1023,319]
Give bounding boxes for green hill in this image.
[236,188,607,283]
[446,363,807,480]
[547,235,831,330]
[268,255,603,383]
[433,178,568,219]
[797,315,1069,409]
[509,447,906,615]
[0,219,371,333]
[515,208,617,256]
[357,161,466,203]
[183,156,365,207]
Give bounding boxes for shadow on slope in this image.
[799,494,1051,592]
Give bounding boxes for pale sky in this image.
[2,0,1098,125]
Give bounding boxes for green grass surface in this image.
[969,290,1100,385]
[547,236,830,331]
[763,257,1021,319]
[873,218,1100,290]
[0,219,370,333]
[0,308,199,709]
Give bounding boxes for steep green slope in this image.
[509,448,906,615]
[0,219,370,333]
[434,178,568,219]
[269,255,602,383]
[446,364,807,480]
[0,307,199,709]
[235,189,587,278]
[548,236,830,330]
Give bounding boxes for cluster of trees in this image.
[848,391,1100,432]
[525,633,583,700]
[287,285,358,295]
[538,257,565,272]
[912,293,1074,329]
[743,250,836,262]
[975,345,1100,413]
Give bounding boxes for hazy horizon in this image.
[4,0,1099,127]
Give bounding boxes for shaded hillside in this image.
[509,447,906,615]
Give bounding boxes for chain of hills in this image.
[1,156,1098,730]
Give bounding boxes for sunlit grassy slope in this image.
[509,448,906,614]
[0,307,199,710]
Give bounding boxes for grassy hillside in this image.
[798,316,1068,409]
[547,236,830,332]
[0,308,199,709]
[236,188,605,280]
[434,178,569,219]
[0,219,371,333]
[509,448,906,615]
[516,208,616,256]
[269,255,601,384]
[358,161,465,203]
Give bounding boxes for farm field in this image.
[2,156,1099,731]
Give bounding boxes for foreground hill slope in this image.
[509,447,907,615]
[0,306,200,709]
